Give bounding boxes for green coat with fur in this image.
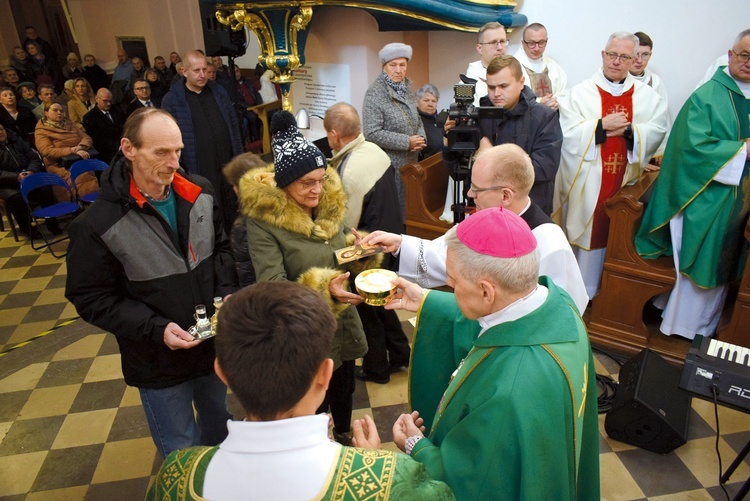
[239,166,371,368]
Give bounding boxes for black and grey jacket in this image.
[65,153,237,388]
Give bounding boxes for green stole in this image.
[635,69,750,287]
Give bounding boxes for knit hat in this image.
[271,111,327,188]
[379,43,412,64]
[456,207,537,258]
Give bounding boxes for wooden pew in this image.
[401,152,453,239]
[586,170,685,363]
[587,170,750,364]
[721,220,750,346]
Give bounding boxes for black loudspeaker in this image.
[199,2,247,57]
[604,349,692,454]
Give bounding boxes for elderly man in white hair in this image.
[361,143,588,314]
[554,31,668,299]
[353,207,600,500]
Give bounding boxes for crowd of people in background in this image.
[0,28,279,238]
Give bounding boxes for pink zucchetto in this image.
[456,207,537,258]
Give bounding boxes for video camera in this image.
[438,75,506,155]
[437,75,506,223]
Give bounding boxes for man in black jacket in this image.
[65,108,237,458]
[82,88,124,164]
[444,55,562,215]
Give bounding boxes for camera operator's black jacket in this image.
[444,86,562,215]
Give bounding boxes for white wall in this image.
[278,1,749,121]
[15,0,746,121]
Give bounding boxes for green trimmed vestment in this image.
[635,68,750,287]
[145,444,455,501]
[408,278,600,500]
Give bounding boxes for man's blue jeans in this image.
[139,372,232,458]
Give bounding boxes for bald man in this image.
[162,50,243,234]
[82,88,125,163]
[112,49,134,92]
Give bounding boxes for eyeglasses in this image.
[134,86,150,91]
[297,174,329,189]
[731,50,750,63]
[469,183,512,194]
[604,52,634,62]
[634,51,652,60]
[480,40,509,48]
[523,39,548,48]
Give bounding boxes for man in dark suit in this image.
[82,88,124,164]
[126,79,155,117]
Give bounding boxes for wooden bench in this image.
[587,170,750,364]
[401,152,453,240]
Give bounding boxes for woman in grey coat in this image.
[362,43,426,216]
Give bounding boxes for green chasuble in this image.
[408,277,600,501]
[145,444,455,501]
[635,68,750,287]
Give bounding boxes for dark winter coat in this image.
[161,78,243,175]
[65,153,238,388]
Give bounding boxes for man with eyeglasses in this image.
[635,28,750,341]
[126,79,155,116]
[554,31,668,300]
[361,144,588,315]
[82,88,125,164]
[465,21,509,106]
[630,32,671,159]
[513,22,568,111]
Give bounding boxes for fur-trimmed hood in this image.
[238,165,349,239]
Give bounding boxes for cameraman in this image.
[444,55,562,215]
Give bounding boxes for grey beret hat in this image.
[379,43,412,64]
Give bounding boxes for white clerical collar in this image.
[477,285,548,336]
[630,70,648,83]
[523,55,545,73]
[725,67,750,98]
[600,70,626,96]
[517,198,532,217]
[220,414,334,454]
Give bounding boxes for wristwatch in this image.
[405,435,423,455]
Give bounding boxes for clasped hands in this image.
[602,111,630,137]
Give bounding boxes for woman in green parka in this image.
[237,111,377,444]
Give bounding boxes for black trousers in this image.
[317,359,355,433]
[358,304,411,380]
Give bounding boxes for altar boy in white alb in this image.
[146,282,454,501]
[513,23,568,110]
[554,32,668,299]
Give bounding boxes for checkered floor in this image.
[1,226,749,500]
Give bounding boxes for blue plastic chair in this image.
[21,173,80,257]
[69,159,108,204]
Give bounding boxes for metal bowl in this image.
[355,269,398,306]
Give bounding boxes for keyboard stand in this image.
[720,437,750,500]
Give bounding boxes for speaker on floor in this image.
[604,349,692,454]
[199,1,247,57]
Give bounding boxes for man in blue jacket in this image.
[162,50,243,234]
